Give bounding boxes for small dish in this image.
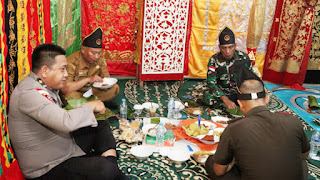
[168,148,190,164]
[93,78,118,89]
[142,124,167,137]
[211,116,229,125]
[130,145,153,160]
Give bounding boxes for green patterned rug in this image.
[111,79,320,180]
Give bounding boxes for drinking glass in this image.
[167,132,176,148]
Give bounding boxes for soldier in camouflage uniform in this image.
[204,27,252,109]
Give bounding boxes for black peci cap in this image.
[82,27,103,48]
[219,27,235,45]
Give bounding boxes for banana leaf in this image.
[226,106,243,117]
[63,95,115,120]
[308,96,320,110]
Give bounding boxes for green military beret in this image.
[83,27,103,48]
[219,27,235,45]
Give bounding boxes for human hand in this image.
[88,75,103,84]
[87,100,106,114]
[221,96,237,109]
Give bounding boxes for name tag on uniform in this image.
[78,70,86,77]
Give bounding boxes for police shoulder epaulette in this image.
[228,117,244,124]
[36,78,46,86]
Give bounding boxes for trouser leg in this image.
[29,155,127,180]
[205,155,241,180]
[302,159,308,180]
[72,120,116,155]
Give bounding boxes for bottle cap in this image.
[170,97,174,100]
[122,99,126,102]
[159,122,164,126]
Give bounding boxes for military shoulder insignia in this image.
[224,35,230,41]
[209,66,216,72]
[36,89,55,103]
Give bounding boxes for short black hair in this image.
[239,79,264,94]
[32,44,66,73]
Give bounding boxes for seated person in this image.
[8,44,127,180]
[61,27,119,108]
[205,66,310,180]
[204,27,253,109]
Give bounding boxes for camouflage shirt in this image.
[207,50,252,98]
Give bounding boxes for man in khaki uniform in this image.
[62,27,119,105]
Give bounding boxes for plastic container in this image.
[156,122,166,148]
[120,99,127,120]
[167,98,175,120]
[310,131,320,158]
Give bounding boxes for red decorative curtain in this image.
[81,0,138,76]
[0,0,52,179]
[263,0,317,86]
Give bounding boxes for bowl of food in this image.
[168,148,190,164]
[93,78,118,89]
[130,145,153,160]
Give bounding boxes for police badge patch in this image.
[36,89,55,103]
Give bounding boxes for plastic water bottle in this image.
[156,122,166,148]
[167,98,175,120]
[310,131,320,158]
[120,99,127,120]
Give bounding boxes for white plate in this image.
[211,116,229,127]
[130,145,153,160]
[197,127,225,145]
[142,102,159,110]
[93,78,117,89]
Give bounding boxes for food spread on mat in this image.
[119,119,144,143]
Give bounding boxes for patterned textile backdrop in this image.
[308,0,320,70]
[138,0,191,81]
[0,0,52,179]
[263,0,318,86]
[187,0,276,78]
[51,0,82,56]
[81,0,138,76]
